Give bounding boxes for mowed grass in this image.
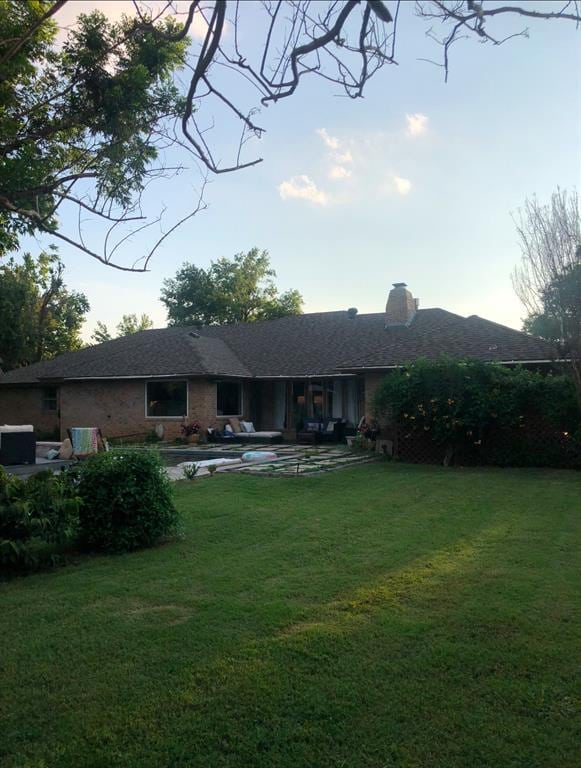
[1,463,580,768]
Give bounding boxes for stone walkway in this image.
[166,444,378,480]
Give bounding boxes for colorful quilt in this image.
[70,427,99,456]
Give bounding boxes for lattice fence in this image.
[393,417,580,469]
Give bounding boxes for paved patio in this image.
[166,443,379,480]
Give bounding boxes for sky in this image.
[21,1,581,338]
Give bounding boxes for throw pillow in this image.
[229,417,242,433]
[58,438,73,460]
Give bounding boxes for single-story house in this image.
[0,283,559,440]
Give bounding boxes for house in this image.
[0,283,558,440]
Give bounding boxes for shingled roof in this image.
[0,307,558,386]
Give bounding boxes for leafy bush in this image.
[182,463,199,480]
[0,468,80,570]
[75,450,178,552]
[374,359,580,467]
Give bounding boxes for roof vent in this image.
[347,307,358,319]
[188,331,200,339]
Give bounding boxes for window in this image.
[217,381,242,416]
[146,381,187,418]
[42,387,58,412]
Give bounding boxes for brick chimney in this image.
[385,282,418,326]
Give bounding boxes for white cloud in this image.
[316,128,340,151]
[406,113,428,137]
[329,165,351,180]
[393,175,412,195]
[336,150,353,165]
[278,175,328,206]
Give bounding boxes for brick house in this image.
[0,284,558,440]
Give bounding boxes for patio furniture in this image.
[296,418,345,444]
[209,420,283,444]
[67,427,107,459]
[0,425,36,466]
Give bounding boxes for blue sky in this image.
[24,1,581,338]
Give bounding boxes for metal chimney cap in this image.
[392,282,407,288]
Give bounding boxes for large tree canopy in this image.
[91,313,154,344]
[161,248,303,326]
[1,1,580,270]
[513,189,581,405]
[0,250,89,371]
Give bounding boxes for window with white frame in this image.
[146,381,187,418]
[216,381,242,416]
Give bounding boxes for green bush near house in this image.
[374,359,580,467]
[75,450,178,552]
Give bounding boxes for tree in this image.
[513,189,581,405]
[91,314,154,344]
[161,248,303,326]
[0,1,189,270]
[0,251,89,371]
[1,1,580,271]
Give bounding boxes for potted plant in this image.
[180,419,202,444]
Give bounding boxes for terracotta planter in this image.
[187,434,200,444]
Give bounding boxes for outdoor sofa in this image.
[209,418,283,444]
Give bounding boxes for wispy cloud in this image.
[392,175,412,195]
[278,175,328,206]
[316,128,341,151]
[406,113,428,137]
[336,150,353,165]
[329,165,351,180]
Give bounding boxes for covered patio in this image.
[250,375,365,438]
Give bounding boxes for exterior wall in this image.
[1,378,255,443]
[0,386,60,438]
[59,378,254,440]
[364,372,385,420]
[364,371,394,425]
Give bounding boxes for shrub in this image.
[75,450,178,552]
[374,359,580,467]
[182,463,199,480]
[0,467,80,570]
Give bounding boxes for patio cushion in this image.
[238,431,281,439]
[229,417,242,433]
[241,420,255,433]
[0,425,34,433]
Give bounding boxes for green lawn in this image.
[1,463,580,768]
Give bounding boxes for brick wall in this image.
[364,372,385,420]
[0,386,59,438]
[0,378,255,442]
[60,378,254,440]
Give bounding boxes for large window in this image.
[146,381,187,418]
[217,381,242,416]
